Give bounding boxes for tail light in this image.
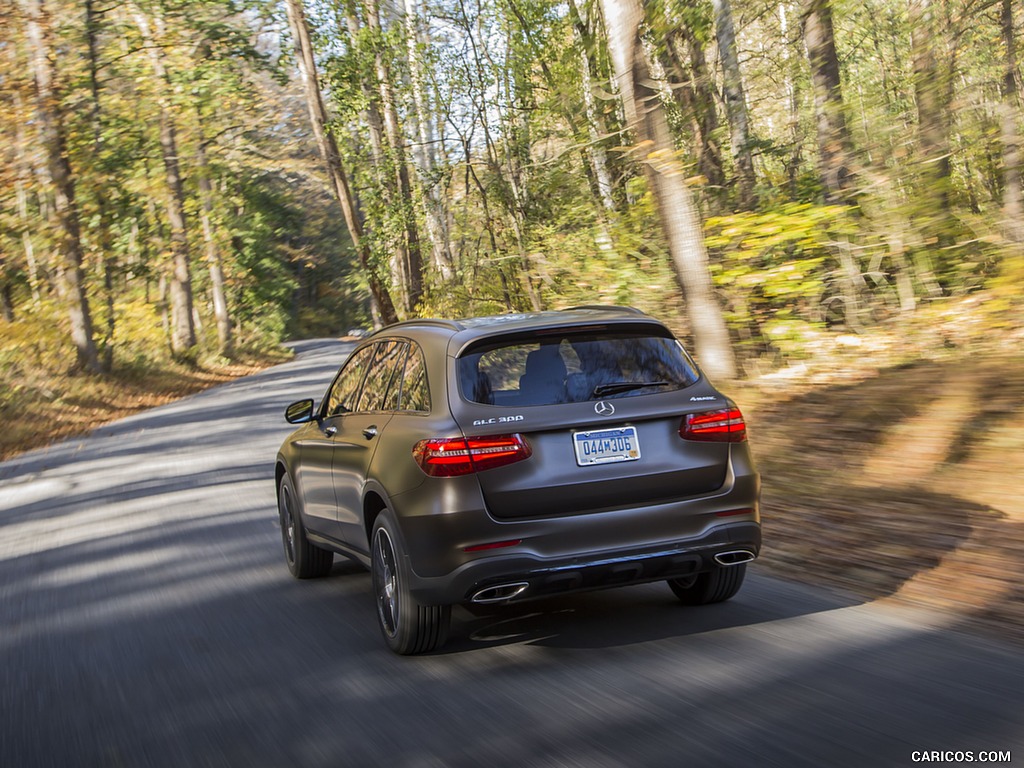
[413,434,532,477]
[681,408,747,442]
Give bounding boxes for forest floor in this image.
[745,355,1024,648]
[2,310,1022,648]
[737,294,1024,648]
[0,349,289,461]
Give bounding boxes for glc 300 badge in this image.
[594,401,616,416]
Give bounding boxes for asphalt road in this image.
[2,339,1021,768]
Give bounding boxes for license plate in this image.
[573,426,641,466]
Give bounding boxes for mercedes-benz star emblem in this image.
[594,401,616,416]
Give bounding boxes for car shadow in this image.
[439,565,860,653]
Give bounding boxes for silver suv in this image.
[276,307,761,654]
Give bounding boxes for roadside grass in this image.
[0,354,286,461]
[0,300,290,461]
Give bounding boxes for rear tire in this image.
[668,563,746,605]
[278,473,333,579]
[371,510,450,655]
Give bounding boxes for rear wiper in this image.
[591,381,671,397]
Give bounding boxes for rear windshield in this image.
[458,330,700,406]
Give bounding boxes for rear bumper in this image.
[405,521,761,605]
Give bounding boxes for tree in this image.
[599,0,737,380]
[711,0,757,210]
[663,25,726,196]
[131,4,197,355]
[802,0,855,202]
[22,0,101,373]
[402,0,456,280]
[909,0,953,222]
[194,128,232,355]
[567,0,619,212]
[84,0,116,370]
[367,0,425,312]
[1000,0,1023,244]
[284,0,399,324]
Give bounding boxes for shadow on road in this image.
[444,569,860,652]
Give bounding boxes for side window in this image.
[356,341,408,412]
[324,345,375,417]
[398,344,430,413]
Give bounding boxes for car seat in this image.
[518,346,567,405]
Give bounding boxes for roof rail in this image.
[563,304,647,315]
[378,318,466,332]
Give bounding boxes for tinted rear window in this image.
[458,331,700,406]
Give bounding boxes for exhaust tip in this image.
[713,550,756,566]
[471,582,529,604]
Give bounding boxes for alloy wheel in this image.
[280,486,296,566]
[373,528,400,638]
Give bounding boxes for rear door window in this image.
[356,340,407,412]
[458,330,699,406]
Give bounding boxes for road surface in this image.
[2,340,1021,767]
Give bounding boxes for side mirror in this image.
[285,398,315,424]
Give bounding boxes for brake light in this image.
[681,408,747,442]
[413,434,532,477]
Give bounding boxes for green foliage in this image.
[1,298,162,411]
[2,0,1022,393]
[0,302,76,394]
[226,185,298,339]
[110,298,172,366]
[705,204,857,354]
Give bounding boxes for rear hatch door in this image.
[450,328,732,520]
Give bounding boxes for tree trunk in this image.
[367,0,424,313]
[338,0,410,309]
[711,0,757,210]
[23,0,101,373]
[579,53,618,212]
[195,132,233,355]
[402,0,456,281]
[1001,0,1024,244]
[510,0,618,227]
[801,0,865,325]
[0,280,13,323]
[12,89,44,304]
[780,1,804,197]
[455,0,542,311]
[568,0,628,210]
[802,0,855,202]
[85,0,115,371]
[131,6,197,355]
[284,0,399,324]
[600,0,737,381]
[664,29,725,193]
[157,273,171,349]
[909,0,953,221]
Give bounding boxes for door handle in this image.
[362,426,378,440]
[323,425,337,437]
